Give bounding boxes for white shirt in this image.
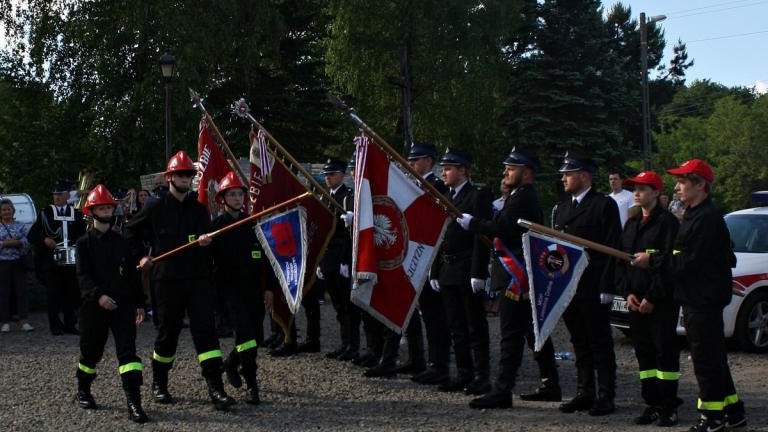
[609,189,635,228]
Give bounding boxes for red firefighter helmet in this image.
[164,150,196,176]
[83,184,116,215]
[215,171,247,204]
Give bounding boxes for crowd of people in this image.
[0,146,748,432]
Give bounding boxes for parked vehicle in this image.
[611,206,768,353]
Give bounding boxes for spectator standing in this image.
[0,198,33,332]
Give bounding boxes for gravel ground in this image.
[1,304,766,431]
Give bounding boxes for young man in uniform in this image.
[552,152,621,416]
[432,149,493,395]
[126,150,235,410]
[403,143,452,385]
[666,159,747,432]
[210,171,273,405]
[74,184,148,423]
[29,179,86,335]
[617,171,681,426]
[458,148,561,409]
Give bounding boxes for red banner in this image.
[249,132,336,338]
[352,136,450,333]
[196,119,231,212]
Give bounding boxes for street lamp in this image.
[640,13,666,170]
[159,49,177,162]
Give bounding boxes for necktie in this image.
[57,207,64,216]
[572,199,578,209]
[450,188,456,200]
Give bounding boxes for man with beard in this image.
[127,151,235,411]
[458,148,561,409]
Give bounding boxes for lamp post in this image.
[159,50,177,162]
[640,13,666,170]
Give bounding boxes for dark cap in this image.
[503,147,540,171]
[666,158,714,183]
[558,151,597,174]
[322,157,347,174]
[52,179,72,194]
[439,149,471,168]
[407,142,438,161]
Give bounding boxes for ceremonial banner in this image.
[255,207,308,314]
[352,135,450,333]
[196,119,231,212]
[523,230,589,351]
[249,131,336,337]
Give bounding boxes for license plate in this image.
[612,298,629,313]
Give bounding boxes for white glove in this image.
[456,213,473,230]
[341,211,354,228]
[316,267,325,280]
[340,264,350,278]
[430,279,441,292]
[600,293,615,304]
[471,278,485,293]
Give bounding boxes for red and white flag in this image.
[352,135,450,333]
[196,118,232,212]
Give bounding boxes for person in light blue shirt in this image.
[0,198,33,332]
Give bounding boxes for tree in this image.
[324,0,532,182]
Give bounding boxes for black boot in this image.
[243,373,260,406]
[469,388,513,409]
[151,361,174,404]
[520,378,562,402]
[224,352,242,389]
[125,389,148,423]
[76,373,97,409]
[206,375,236,411]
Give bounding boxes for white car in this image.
[611,206,768,353]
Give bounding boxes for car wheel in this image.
[735,291,768,353]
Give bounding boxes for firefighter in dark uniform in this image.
[402,143,452,384]
[615,171,681,426]
[317,157,360,360]
[552,152,621,416]
[29,179,86,335]
[432,149,493,395]
[666,159,747,432]
[74,184,148,423]
[210,171,274,405]
[458,148,561,409]
[127,150,235,410]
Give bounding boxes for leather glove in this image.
[600,293,615,304]
[340,264,350,278]
[341,211,354,228]
[456,213,473,230]
[471,278,485,294]
[429,279,441,292]
[316,267,325,281]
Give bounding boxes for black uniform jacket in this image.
[125,191,212,281]
[28,205,86,266]
[670,196,735,308]
[209,211,264,287]
[320,183,354,274]
[76,228,142,307]
[553,188,622,299]
[469,183,542,291]
[433,181,493,285]
[616,204,679,304]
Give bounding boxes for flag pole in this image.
[138,192,311,267]
[327,94,461,218]
[189,89,249,185]
[231,98,345,214]
[517,219,633,261]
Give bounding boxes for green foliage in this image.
[655,87,768,211]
